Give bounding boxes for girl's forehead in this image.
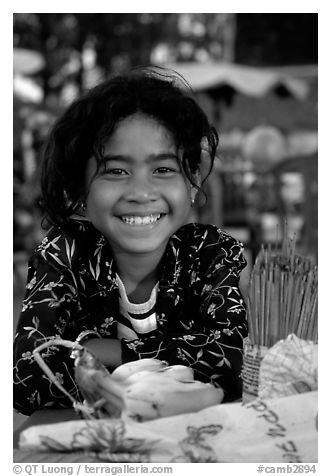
[104,113,177,151]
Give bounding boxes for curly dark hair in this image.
[40,67,219,228]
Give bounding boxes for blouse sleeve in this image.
[120,229,248,402]
[13,235,82,415]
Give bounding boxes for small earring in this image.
[81,203,87,213]
[191,198,195,207]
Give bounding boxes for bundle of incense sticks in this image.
[246,234,318,347]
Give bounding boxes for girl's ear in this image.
[190,171,201,203]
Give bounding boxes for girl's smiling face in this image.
[85,113,198,257]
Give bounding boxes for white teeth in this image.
[121,214,161,225]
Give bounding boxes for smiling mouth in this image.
[119,214,164,225]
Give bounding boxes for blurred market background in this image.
[13,12,318,355]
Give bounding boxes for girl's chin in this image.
[107,234,170,256]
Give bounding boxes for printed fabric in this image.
[17,392,318,463]
[13,221,248,415]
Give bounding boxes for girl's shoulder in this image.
[32,219,103,270]
[172,223,246,272]
[173,222,243,250]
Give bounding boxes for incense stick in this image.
[247,233,318,347]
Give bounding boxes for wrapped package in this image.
[258,334,317,399]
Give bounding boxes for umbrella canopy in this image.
[165,62,309,100]
[220,91,317,132]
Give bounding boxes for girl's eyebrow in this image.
[103,153,179,163]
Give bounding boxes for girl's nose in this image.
[124,175,160,203]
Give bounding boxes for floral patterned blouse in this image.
[13,220,248,415]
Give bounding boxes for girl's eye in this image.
[103,168,128,176]
[154,167,178,175]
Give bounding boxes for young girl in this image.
[13,68,248,416]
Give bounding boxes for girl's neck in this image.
[114,250,163,303]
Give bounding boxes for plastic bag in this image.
[258,334,317,399]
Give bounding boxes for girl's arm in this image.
[13,249,82,415]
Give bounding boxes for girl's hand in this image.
[83,338,122,369]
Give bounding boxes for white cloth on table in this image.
[19,391,317,463]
